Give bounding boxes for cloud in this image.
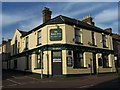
[96,21,118,33]
[2,13,36,27]
[94,8,118,24]
[19,18,42,31]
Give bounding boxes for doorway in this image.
[93,53,97,75]
[52,50,62,75]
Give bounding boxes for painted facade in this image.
[2,7,116,76]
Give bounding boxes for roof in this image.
[21,15,112,37]
[17,29,28,36]
[112,33,120,41]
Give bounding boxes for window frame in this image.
[91,31,95,46]
[102,54,109,68]
[35,53,43,69]
[73,51,86,68]
[25,36,29,49]
[37,30,42,45]
[74,28,82,44]
[102,34,107,48]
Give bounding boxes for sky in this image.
[1,2,119,43]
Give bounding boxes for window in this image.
[74,51,84,68]
[102,34,107,48]
[18,42,20,53]
[14,60,17,69]
[92,31,95,45]
[75,28,82,43]
[102,54,109,67]
[25,37,29,49]
[12,44,14,55]
[98,58,102,66]
[68,50,72,55]
[37,30,41,45]
[35,53,43,69]
[15,39,17,54]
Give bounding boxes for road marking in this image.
[7,84,17,87]
[7,79,21,85]
[77,84,94,88]
[24,76,39,80]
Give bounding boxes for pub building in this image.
[2,7,116,76]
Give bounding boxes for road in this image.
[2,69,120,89]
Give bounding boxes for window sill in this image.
[103,46,108,48]
[73,67,87,69]
[103,67,112,68]
[36,43,42,46]
[34,68,43,70]
[75,42,83,45]
[92,44,97,47]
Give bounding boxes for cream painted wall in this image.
[82,29,92,46]
[65,25,74,44]
[11,29,22,55]
[62,50,67,74]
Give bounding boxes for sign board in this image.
[50,28,62,41]
[53,58,61,62]
[67,56,72,67]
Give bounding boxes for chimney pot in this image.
[82,15,94,26]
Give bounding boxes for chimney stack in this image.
[104,28,112,34]
[42,7,52,23]
[82,16,94,26]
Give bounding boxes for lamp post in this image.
[39,50,43,79]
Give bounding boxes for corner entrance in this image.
[52,50,62,76]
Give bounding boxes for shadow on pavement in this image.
[2,69,32,80]
[86,77,120,89]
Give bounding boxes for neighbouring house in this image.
[2,7,116,76]
[112,34,120,67]
[1,38,11,69]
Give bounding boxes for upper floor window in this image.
[50,28,62,41]
[37,30,41,45]
[25,37,29,49]
[102,34,107,48]
[18,42,20,53]
[15,39,17,54]
[91,31,95,45]
[74,28,82,44]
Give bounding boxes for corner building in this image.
[9,7,116,76]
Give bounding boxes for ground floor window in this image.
[102,54,109,67]
[98,58,102,66]
[35,53,43,69]
[73,51,84,68]
[14,60,17,69]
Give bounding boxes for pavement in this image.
[1,69,120,89]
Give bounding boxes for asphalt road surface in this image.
[2,69,120,89]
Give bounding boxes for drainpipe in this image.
[40,50,43,79]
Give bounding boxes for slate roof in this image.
[20,15,112,37]
[112,34,120,41]
[17,29,28,36]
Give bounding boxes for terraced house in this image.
[2,7,116,76]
